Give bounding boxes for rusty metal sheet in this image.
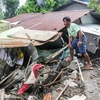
[7,13,41,23]
[7,10,91,31]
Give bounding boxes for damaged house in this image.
[7,9,100,56]
[0,8,100,99]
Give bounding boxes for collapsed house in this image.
[0,26,88,100]
[0,9,100,100]
[7,9,100,56]
[0,25,99,100]
[0,26,72,100]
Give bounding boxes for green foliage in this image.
[45,0,56,11]
[18,0,56,14]
[89,0,100,12]
[18,0,69,14]
[4,0,19,19]
[54,0,69,9]
[18,6,28,14]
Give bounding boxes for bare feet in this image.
[83,63,93,70]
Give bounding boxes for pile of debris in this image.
[0,27,100,100]
[0,43,93,100]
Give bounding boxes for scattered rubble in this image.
[0,45,100,100]
[0,27,100,100]
[68,94,86,100]
[0,45,87,100]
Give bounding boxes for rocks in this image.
[51,90,58,100]
[69,82,78,88]
[56,87,63,91]
[68,70,78,79]
[98,68,100,71]
[67,62,78,70]
[63,87,84,97]
[4,94,21,100]
[63,80,78,88]
[28,95,38,100]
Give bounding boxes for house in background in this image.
[54,0,90,11]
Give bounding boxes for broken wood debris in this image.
[0,67,21,85]
[45,45,68,63]
[0,89,5,100]
[76,60,84,83]
[55,79,72,100]
[0,41,99,100]
[25,33,35,43]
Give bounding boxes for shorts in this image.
[72,35,87,54]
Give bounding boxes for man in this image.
[63,16,93,69]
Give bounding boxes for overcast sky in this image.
[19,0,26,7]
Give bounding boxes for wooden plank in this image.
[76,60,84,83]
[46,45,68,63]
[8,29,58,42]
[0,89,5,100]
[55,79,72,100]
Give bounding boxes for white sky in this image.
[19,0,27,7]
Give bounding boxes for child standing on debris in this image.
[63,16,93,69]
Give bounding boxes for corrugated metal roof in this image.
[7,10,91,31]
[7,13,41,23]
